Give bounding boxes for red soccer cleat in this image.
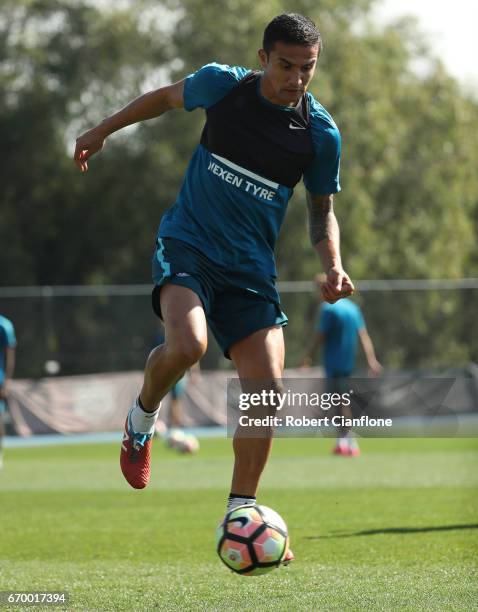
[282,547,295,566]
[333,443,349,456]
[332,442,360,457]
[120,409,153,489]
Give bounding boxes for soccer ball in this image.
[164,429,199,454]
[178,433,199,454]
[216,505,289,576]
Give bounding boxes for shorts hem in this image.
[152,277,208,320]
[222,316,288,360]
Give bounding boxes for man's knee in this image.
[168,334,207,368]
[240,378,284,400]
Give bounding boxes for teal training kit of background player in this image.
[0,315,16,413]
[317,299,365,377]
[153,63,341,356]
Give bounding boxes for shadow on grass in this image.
[307,523,478,539]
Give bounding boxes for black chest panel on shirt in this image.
[200,72,316,189]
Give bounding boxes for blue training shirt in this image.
[317,299,365,377]
[0,315,16,384]
[158,63,341,278]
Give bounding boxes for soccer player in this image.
[0,314,16,469]
[74,13,353,535]
[302,274,382,455]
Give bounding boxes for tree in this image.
[1,0,477,374]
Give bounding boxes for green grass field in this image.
[1,436,477,611]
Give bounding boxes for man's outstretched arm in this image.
[74,79,185,172]
[306,191,354,303]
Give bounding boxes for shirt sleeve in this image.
[183,63,251,111]
[355,307,366,331]
[303,98,341,196]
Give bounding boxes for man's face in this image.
[259,41,319,106]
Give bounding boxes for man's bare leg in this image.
[227,325,294,563]
[228,326,285,499]
[140,284,208,411]
[0,412,5,469]
[120,284,207,488]
[169,397,184,428]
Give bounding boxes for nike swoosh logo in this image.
[289,122,306,130]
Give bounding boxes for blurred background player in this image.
[0,314,16,469]
[167,375,188,429]
[302,274,382,456]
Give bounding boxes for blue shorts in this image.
[151,238,288,359]
[326,374,352,394]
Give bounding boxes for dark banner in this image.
[6,366,478,437]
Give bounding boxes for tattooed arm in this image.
[306,191,354,303]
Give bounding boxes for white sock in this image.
[227,494,257,512]
[130,398,160,434]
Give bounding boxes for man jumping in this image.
[74,13,354,549]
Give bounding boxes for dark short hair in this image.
[263,13,321,54]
